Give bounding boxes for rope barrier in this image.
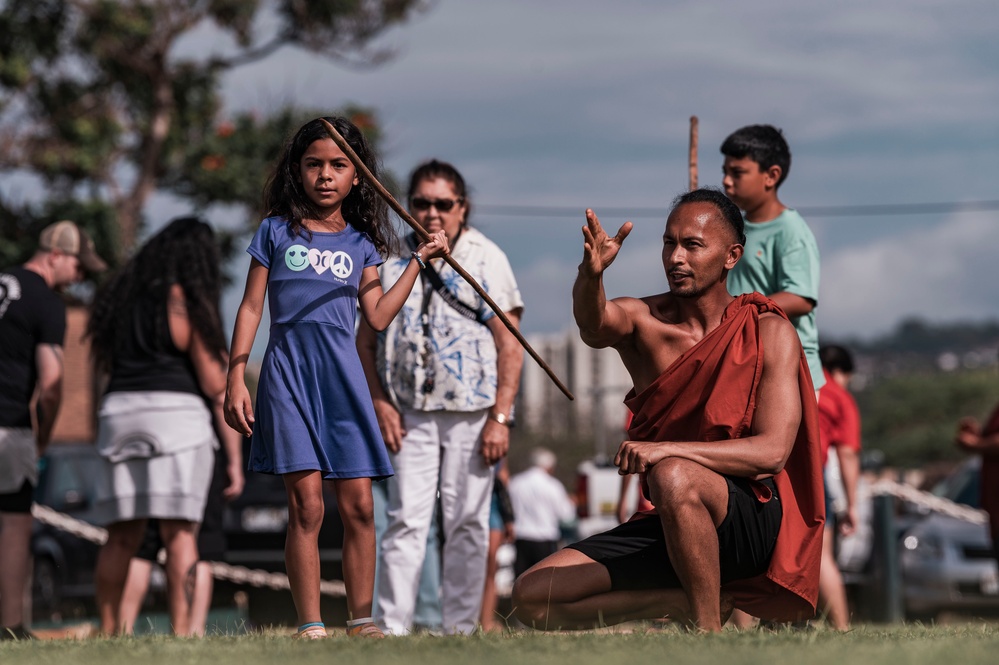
[29,503,348,598]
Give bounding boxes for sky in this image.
[195,0,999,343]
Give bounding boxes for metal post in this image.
[870,494,903,622]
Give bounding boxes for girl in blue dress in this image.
[224,116,448,639]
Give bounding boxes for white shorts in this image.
[0,427,37,494]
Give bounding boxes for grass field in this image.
[4,624,999,665]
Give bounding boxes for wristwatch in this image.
[488,411,515,428]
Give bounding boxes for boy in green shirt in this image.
[721,124,823,392]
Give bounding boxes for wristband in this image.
[411,250,427,270]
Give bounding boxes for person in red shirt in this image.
[816,344,862,630]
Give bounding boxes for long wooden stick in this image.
[320,118,574,401]
[688,115,699,191]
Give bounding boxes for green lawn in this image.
[4,624,999,665]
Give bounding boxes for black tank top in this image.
[105,291,201,396]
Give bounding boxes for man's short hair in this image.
[720,124,792,188]
[819,345,855,374]
[670,188,746,246]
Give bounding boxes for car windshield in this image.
[930,459,981,509]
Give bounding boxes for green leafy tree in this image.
[857,368,999,467]
[0,0,428,265]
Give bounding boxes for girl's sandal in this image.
[347,622,385,639]
[294,624,329,640]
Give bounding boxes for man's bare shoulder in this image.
[759,313,801,360]
[609,293,669,317]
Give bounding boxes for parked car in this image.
[31,443,112,621]
[899,457,999,620]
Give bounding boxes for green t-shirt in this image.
[726,208,824,390]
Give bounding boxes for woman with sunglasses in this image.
[357,159,525,635]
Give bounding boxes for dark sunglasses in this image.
[410,197,463,212]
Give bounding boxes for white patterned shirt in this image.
[376,227,523,412]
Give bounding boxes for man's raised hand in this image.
[580,209,633,277]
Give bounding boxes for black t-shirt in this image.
[0,266,67,428]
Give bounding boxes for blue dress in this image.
[247,216,392,479]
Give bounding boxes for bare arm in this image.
[614,314,802,477]
[224,260,268,437]
[835,446,861,536]
[33,343,64,452]
[480,309,524,465]
[167,284,246,499]
[186,318,246,500]
[955,417,999,453]
[356,319,406,454]
[357,232,448,332]
[766,291,815,319]
[572,209,635,348]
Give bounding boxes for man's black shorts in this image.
[567,476,781,590]
[0,480,34,514]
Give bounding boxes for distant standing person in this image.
[480,461,515,633]
[954,371,999,563]
[88,217,236,636]
[721,124,824,395]
[816,344,862,630]
[224,117,448,640]
[357,159,525,635]
[0,221,106,640]
[508,448,576,578]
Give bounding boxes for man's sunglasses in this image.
[410,197,463,212]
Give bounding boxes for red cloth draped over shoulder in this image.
[624,292,825,622]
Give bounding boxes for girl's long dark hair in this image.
[87,216,227,374]
[262,116,397,256]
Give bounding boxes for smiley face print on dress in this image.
[285,244,309,271]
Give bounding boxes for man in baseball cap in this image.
[38,220,109,274]
[0,219,107,639]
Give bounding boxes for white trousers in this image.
[375,409,494,635]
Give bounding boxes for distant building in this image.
[518,327,632,458]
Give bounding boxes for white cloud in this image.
[818,211,999,339]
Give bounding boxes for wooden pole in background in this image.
[688,115,699,191]
[319,118,574,401]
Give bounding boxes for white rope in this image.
[29,503,348,597]
[868,478,988,524]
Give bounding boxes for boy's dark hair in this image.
[720,124,792,188]
[819,344,855,374]
[670,187,746,246]
[263,116,396,257]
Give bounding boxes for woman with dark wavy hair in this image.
[88,216,240,636]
